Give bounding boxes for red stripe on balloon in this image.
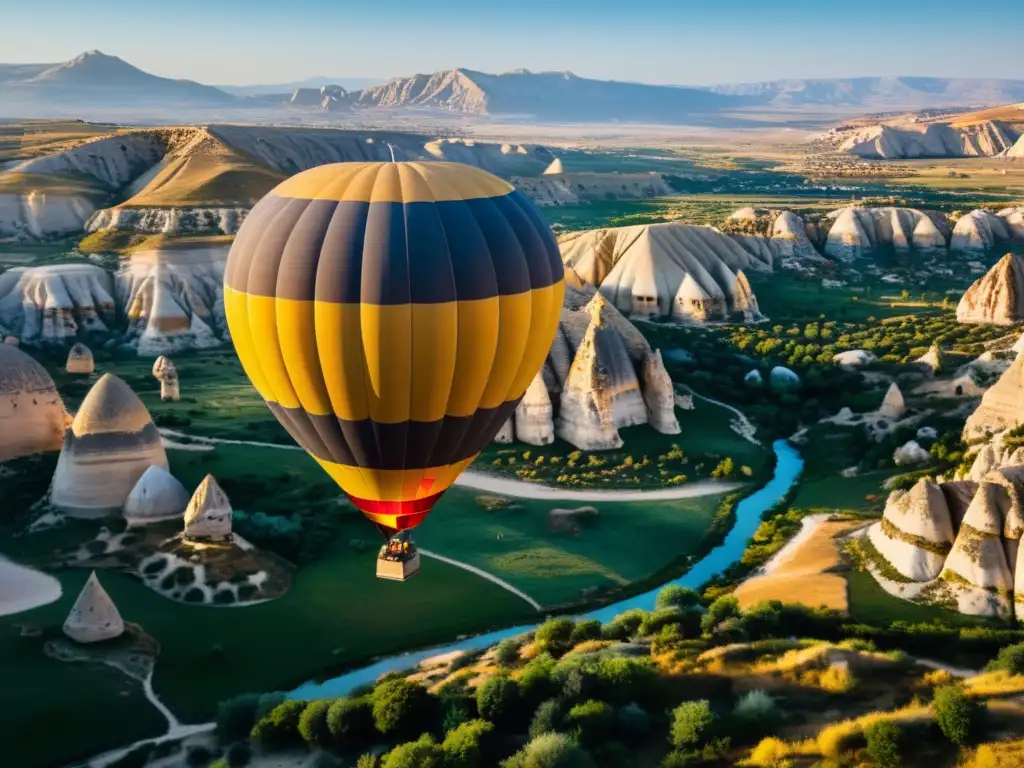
[346,489,446,531]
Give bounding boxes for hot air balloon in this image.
[224,161,564,579]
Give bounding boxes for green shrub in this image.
[701,596,741,634]
[865,721,903,768]
[441,719,496,768]
[933,685,982,746]
[732,690,782,738]
[670,700,715,749]
[298,700,332,747]
[442,694,475,733]
[382,734,444,768]
[496,637,523,666]
[657,585,701,611]
[327,695,376,749]
[372,679,434,739]
[601,610,646,641]
[255,692,286,720]
[530,699,565,739]
[216,693,261,742]
[536,618,577,658]
[225,741,251,767]
[569,620,602,646]
[251,700,306,747]
[501,732,597,768]
[356,756,379,768]
[475,675,521,726]
[616,702,650,740]
[566,700,614,747]
[986,642,1024,675]
[518,653,557,708]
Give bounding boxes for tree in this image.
[356,756,379,768]
[216,693,261,742]
[518,654,557,708]
[501,733,597,768]
[865,721,902,768]
[933,685,982,746]
[732,690,781,737]
[496,638,522,666]
[569,620,602,646]
[535,618,577,657]
[530,699,565,739]
[475,675,521,726]
[251,700,306,747]
[655,586,699,612]
[987,642,1024,675]
[225,742,251,768]
[441,719,496,768]
[711,458,735,479]
[327,696,376,749]
[381,734,444,768]
[701,596,741,634]
[372,680,433,739]
[298,700,333,748]
[566,700,614,747]
[669,700,715,749]
[616,703,650,740]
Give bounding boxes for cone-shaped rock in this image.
[494,417,514,444]
[879,382,906,420]
[543,158,564,175]
[982,465,1024,571]
[65,343,94,375]
[940,482,1014,617]
[183,474,232,542]
[868,478,954,580]
[0,344,65,462]
[124,465,190,523]
[957,253,1024,325]
[963,355,1024,440]
[515,372,554,445]
[50,373,168,516]
[556,298,646,450]
[152,356,180,402]
[63,571,124,644]
[641,349,680,434]
[916,343,944,373]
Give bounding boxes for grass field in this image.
[0,120,114,163]
[791,471,892,512]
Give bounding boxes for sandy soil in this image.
[0,555,62,617]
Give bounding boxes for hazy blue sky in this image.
[5,0,1024,85]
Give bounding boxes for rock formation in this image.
[744,369,763,387]
[65,343,94,374]
[894,440,930,466]
[50,373,168,516]
[559,222,768,322]
[640,349,680,435]
[726,207,821,266]
[951,210,1016,252]
[833,349,877,367]
[514,373,555,445]
[555,298,647,450]
[963,355,1024,440]
[769,366,800,393]
[152,356,179,401]
[824,207,947,260]
[62,571,124,644]
[183,474,232,542]
[834,120,1021,159]
[117,242,228,355]
[869,478,954,580]
[512,172,674,206]
[124,465,190,523]
[494,418,514,444]
[0,344,66,461]
[956,253,1024,325]
[879,382,906,420]
[0,264,116,344]
[543,158,564,175]
[915,343,944,373]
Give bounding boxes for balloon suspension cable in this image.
[374,522,398,541]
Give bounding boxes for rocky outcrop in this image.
[834,349,877,367]
[117,242,229,355]
[824,207,947,260]
[641,349,681,435]
[769,366,800,392]
[893,440,930,466]
[152,356,180,401]
[66,343,94,374]
[494,418,513,444]
[86,207,248,236]
[951,210,1016,252]
[915,343,944,373]
[63,571,124,644]
[560,222,768,322]
[0,344,65,461]
[0,263,116,344]
[869,478,954,580]
[183,474,232,542]
[124,465,190,523]
[514,373,555,446]
[50,374,167,516]
[963,355,1024,440]
[956,253,1024,325]
[555,298,646,449]
[543,158,564,175]
[837,121,1021,159]
[0,187,99,241]
[513,172,674,207]
[726,207,821,267]
[879,382,906,420]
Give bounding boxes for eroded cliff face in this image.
[511,172,674,206]
[0,263,116,343]
[835,121,1021,159]
[956,253,1024,324]
[963,354,1024,440]
[951,209,1022,252]
[823,207,947,260]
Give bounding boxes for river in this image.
[290,438,803,699]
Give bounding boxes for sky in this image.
[4,0,1024,86]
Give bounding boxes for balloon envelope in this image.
[224,161,564,533]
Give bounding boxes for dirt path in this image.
[677,385,762,446]
[419,550,542,610]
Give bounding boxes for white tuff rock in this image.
[963,355,1024,440]
[183,474,233,542]
[63,571,125,644]
[833,349,877,368]
[893,440,930,466]
[879,382,906,420]
[65,343,94,375]
[956,253,1024,325]
[0,344,65,461]
[124,465,190,523]
[514,373,555,445]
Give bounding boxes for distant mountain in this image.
[709,77,1024,108]
[1,50,232,106]
[218,77,381,97]
[352,68,740,121]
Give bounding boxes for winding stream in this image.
[290,438,803,699]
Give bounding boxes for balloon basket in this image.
[377,551,421,581]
